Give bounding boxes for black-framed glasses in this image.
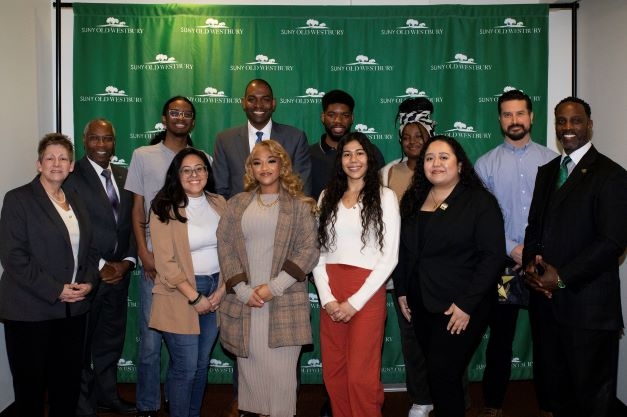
[86,134,114,144]
[179,165,208,178]
[168,109,194,119]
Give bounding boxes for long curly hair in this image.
[399,135,485,219]
[243,139,317,213]
[317,132,385,251]
[151,148,215,223]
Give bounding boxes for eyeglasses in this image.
[180,165,208,178]
[86,135,114,144]
[168,109,194,119]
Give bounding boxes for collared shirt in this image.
[87,157,137,270]
[247,120,272,152]
[562,141,592,175]
[87,157,120,200]
[475,140,558,257]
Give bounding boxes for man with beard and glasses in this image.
[310,89,385,199]
[474,89,556,417]
[523,97,627,417]
[125,96,199,417]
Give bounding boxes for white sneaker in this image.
[408,403,434,417]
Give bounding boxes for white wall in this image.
[578,0,627,402]
[3,0,627,411]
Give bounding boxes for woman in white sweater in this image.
[313,132,400,417]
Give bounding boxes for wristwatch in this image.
[556,275,566,289]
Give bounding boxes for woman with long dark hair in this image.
[313,132,400,417]
[148,148,226,417]
[393,135,505,417]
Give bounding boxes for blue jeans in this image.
[136,268,171,411]
[162,273,220,417]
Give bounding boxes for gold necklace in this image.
[430,188,444,210]
[256,192,279,208]
[46,189,66,205]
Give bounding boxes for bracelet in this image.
[188,292,202,306]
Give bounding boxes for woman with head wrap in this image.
[380,98,435,417]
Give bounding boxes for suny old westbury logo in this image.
[81,16,143,34]
[331,54,394,72]
[191,86,242,104]
[180,17,243,35]
[431,52,492,71]
[79,85,143,104]
[281,19,344,36]
[477,85,541,104]
[279,88,326,105]
[230,53,294,71]
[379,87,443,105]
[130,53,193,71]
[480,17,542,35]
[381,18,444,36]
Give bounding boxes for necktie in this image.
[101,168,120,222]
[255,131,263,143]
[556,155,571,189]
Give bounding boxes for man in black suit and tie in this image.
[213,78,312,199]
[524,97,627,417]
[66,118,137,416]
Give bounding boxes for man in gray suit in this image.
[213,78,312,199]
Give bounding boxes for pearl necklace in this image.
[46,189,66,205]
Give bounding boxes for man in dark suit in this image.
[213,78,312,199]
[66,118,137,416]
[524,97,627,417]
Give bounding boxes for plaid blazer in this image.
[217,187,319,357]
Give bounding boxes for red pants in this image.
[320,264,386,417]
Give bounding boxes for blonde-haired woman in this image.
[217,140,319,417]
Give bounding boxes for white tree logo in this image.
[199,18,228,28]
[110,156,127,166]
[117,358,134,367]
[355,124,377,133]
[397,87,428,98]
[197,87,226,97]
[297,88,325,98]
[446,121,476,133]
[348,55,378,65]
[398,18,428,29]
[448,53,476,64]
[247,54,278,65]
[308,293,319,303]
[100,16,129,27]
[499,18,525,28]
[97,85,127,96]
[209,359,232,368]
[299,18,328,29]
[304,358,322,368]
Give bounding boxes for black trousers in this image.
[529,294,619,417]
[77,276,130,414]
[4,314,87,417]
[411,298,490,417]
[392,292,431,405]
[481,300,521,408]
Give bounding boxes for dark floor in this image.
[0,381,540,417]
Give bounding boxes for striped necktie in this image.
[101,168,120,222]
[556,155,571,189]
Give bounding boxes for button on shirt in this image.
[475,140,558,257]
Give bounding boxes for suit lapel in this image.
[421,184,466,252]
[271,189,293,275]
[552,146,597,206]
[31,179,72,247]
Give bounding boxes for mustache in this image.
[508,124,524,130]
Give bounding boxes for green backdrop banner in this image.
[73,3,548,384]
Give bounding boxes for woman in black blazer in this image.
[393,135,505,417]
[0,133,98,417]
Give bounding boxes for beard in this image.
[502,123,532,141]
[324,124,349,143]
